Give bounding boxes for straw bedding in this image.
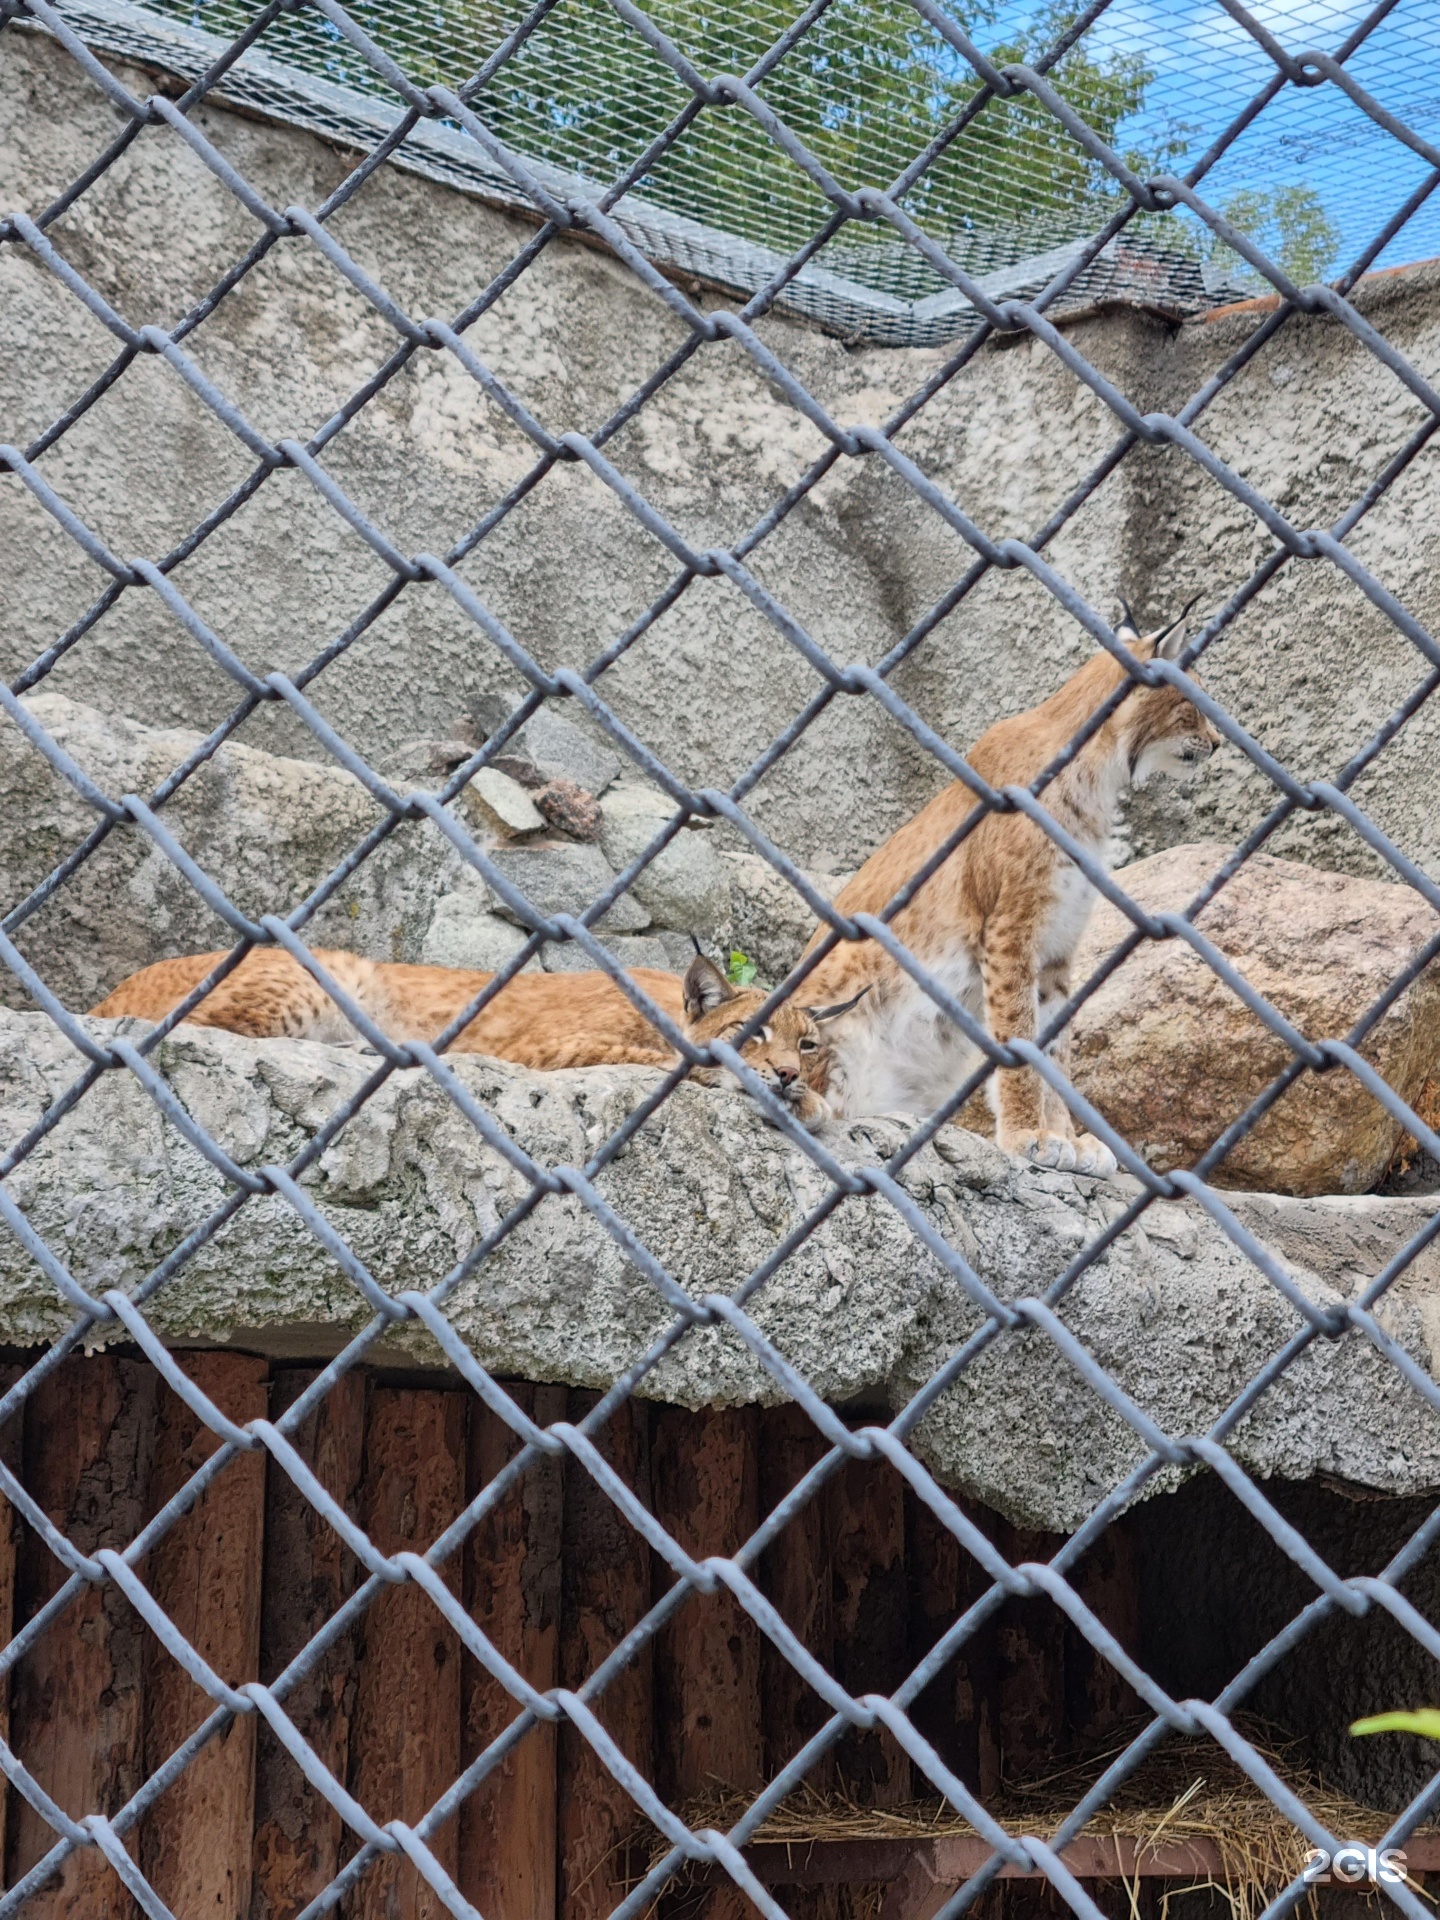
[646,1720,1435,1919]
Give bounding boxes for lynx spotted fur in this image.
[91,951,846,1131]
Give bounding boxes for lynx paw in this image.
[1002,1128,1077,1172]
[1073,1132,1119,1180]
[783,1086,834,1134]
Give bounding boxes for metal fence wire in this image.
[3,0,1440,1915]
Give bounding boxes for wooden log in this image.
[905,1485,1000,1799]
[1063,1518,1142,1748]
[344,1385,466,1920]
[653,1407,763,1920]
[757,1405,833,1790]
[992,1521,1067,1785]
[459,1382,565,1920]
[0,1366,24,1878]
[140,1352,268,1918]
[906,1487,964,1788]
[828,1443,909,1805]
[250,1367,366,1918]
[557,1392,653,1920]
[652,1405,762,1803]
[8,1356,158,1916]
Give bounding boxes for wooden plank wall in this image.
[0,1361,1142,1917]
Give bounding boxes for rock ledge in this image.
[2,1010,1438,1532]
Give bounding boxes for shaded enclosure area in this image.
[1,1353,1436,1918]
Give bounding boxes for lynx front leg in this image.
[1037,960,1117,1181]
[1035,959,1076,1142]
[982,926,1077,1173]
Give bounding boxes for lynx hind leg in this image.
[1035,964,1082,1165]
[1036,962,1118,1181]
[982,929,1076,1172]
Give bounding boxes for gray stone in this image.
[420,890,540,972]
[472,698,622,800]
[599,785,731,939]
[462,767,545,837]
[539,934,674,973]
[523,707,622,797]
[486,841,650,933]
[374,738,472,788]
[10,1006,1440,1533]
[722,851,852,984]
[0,693,480,1011]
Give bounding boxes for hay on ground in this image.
[649,1721,1436,1920]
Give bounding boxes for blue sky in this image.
[986,0,1440,278]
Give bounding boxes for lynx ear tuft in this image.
[683,954,734,1020]
[808,984,871,1023]
[1153,593,1201,662]
[1116,593,1141,642]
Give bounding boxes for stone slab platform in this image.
[3,1010,1437,1532]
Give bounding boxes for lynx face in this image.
[1120,616,1222,787]
[681,956,864,1133]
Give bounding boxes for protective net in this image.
[2,0,1440,1915]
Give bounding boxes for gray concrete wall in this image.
[5,25,1440,884]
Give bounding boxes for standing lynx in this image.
[798,608,1220,1175]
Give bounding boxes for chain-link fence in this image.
[3,0,1440,1915]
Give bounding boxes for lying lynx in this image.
[91,950,848,1131]
[93,947,687,1064]
[798,606,1221,1177]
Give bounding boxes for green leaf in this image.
[1206,184,1340,290]
[1351,1711,1440,1742]
[727,950,758,989]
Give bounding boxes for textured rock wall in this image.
[5,27,1440,886]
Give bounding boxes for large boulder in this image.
[1069,844,1440,1195]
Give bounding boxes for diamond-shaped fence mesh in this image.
[2,0,1440,1915]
